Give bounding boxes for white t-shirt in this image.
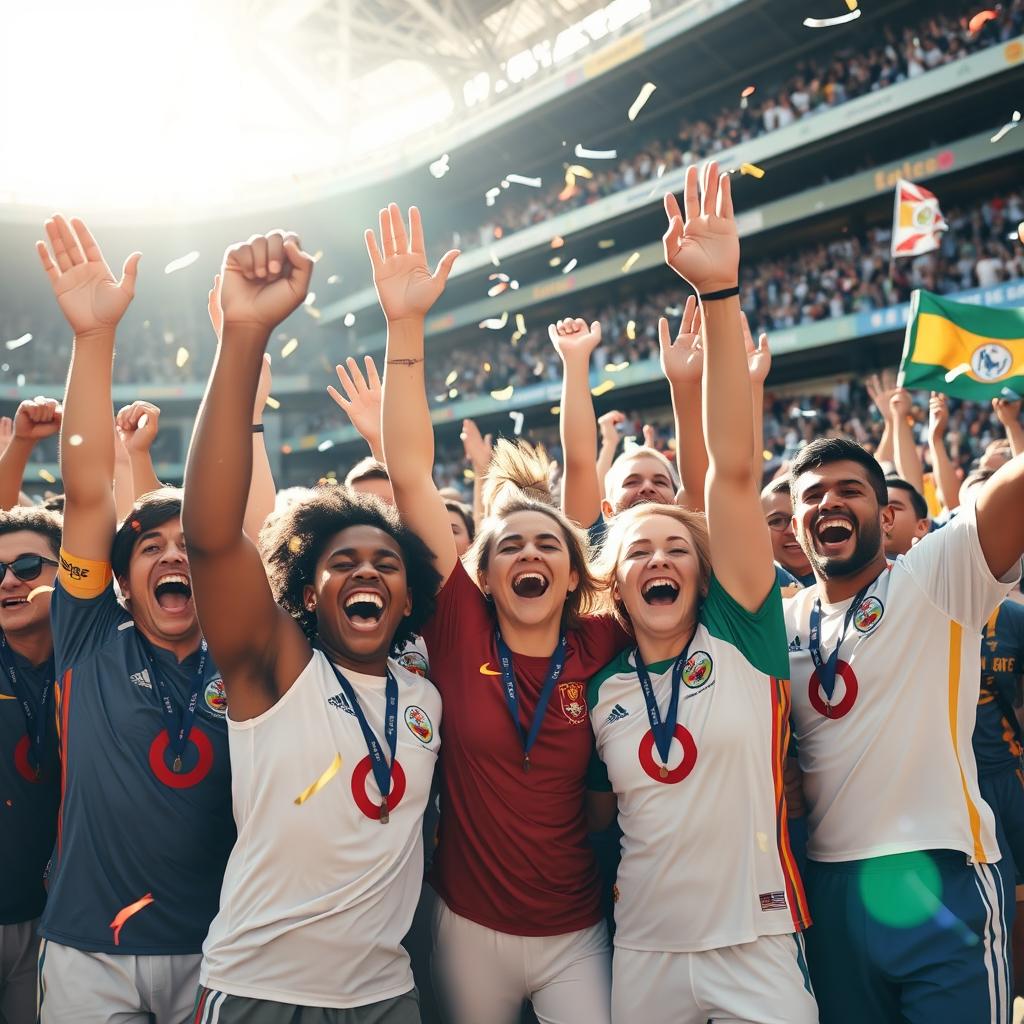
[589,577,810,953]
[200,651,441,1007]
[784,506,1019,864]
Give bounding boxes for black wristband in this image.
[252,424,265,433]
[699,286,740,302]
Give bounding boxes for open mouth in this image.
[642,577,680,606]
[153,574,193,613]
[0,597,28,609]
[343,590,385,630]
[511,572,550,598]
[815,516,854,546]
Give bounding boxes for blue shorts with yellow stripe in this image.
[804,850,1013,1024]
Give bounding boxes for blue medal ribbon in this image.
[322,651,398,823]
[140,636,208,773]
[633,636,694,778]
[494,630,567,773]
[0,632,53,776]
[807,579,876,713]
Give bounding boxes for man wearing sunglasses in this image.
[0,508,62,1024]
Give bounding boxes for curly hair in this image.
[261,485,441,652]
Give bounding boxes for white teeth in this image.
[345,591,383,609]
[156,574,191,587]
[513,572,546,585]
[642,577,678,595]
[816,517,852,536]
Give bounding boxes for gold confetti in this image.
[68,434,83,446]
[294,753,342,805]
[463,468,476,480]
[628,82,656,121]
[558,171,577,202]
[763,450,773,460]
[176,347,190,368]
[38,469,56,484]
[550,405,561,415]
[483,361,492,371]
[287,535,302,553]
[626,320,636,340]
[549,257,562,267]
[969,8,997,33]
[605,361,630,372]
[740,163,765,179]
[27,585,55,602]
[265,396,281,410]
[164,251,199,275]
[598,239,615,249]
[621,252,640,273]
[551,236,565,249]
[591,380,616,397]
[281,338,299,358]
[516,314,526,334]
[445,370,459,386]
[566,164,593,179]
[490,386,515,401]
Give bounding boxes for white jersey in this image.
[200,651,441,1008]
[785,504,1019,864]
[589,576,810,953]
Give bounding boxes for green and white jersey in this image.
[588,576,810,953]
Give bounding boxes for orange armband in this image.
[58,548,113,599]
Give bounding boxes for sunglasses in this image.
[0,554,58,584]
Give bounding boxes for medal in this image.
[172,756,182,773]
[659,765,668,779]
[634,636,695,783]
[0,633,53,780]
[142,637,207,777]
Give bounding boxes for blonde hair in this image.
[481,438,553,516]
[597,503,712,629]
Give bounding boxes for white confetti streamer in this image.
[4,333,31,350]
[164,251,200,275]
[574,145,618,160]
[506,174,542,188]
[628,82,656,121]
[803,9,861,27]
[509,411,524,435]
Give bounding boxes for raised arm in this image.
[327,355,384,463]
[551,317,603,528]
[890,389,925,495]
[595,410,624,496]
[37,216,139,562]
[182,231,315,720]
[866,372,897,469]
[370,203,460,586]
[927,392,959,514]
[115,400,164,499]
[0,398,62,510]
[460,418,492,527]
[743,313,771,491]
[975,452,1024,580]
[663,163,773,610]
[993,397,1024,459]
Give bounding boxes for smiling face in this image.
[792,460,893,579]
[885,486,929,557]
[762,489,812,578]
[0,530,58,638]
[479,509,578,630]
[603,451,677,517]
[303,525,412,667]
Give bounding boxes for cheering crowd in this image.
[0,156,1022,1024]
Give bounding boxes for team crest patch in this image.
[397,650,429,678]
[405,705,433,744]
[853,596,884,633]
[558,682,588,725]
[682,651,713,689]
[204,677,228,716]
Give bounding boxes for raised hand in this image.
[115,400,161,453]
[658,294,703,386]
[866,370,897,421]
[365,204,459,322]
[662,161,739,294]
[14,396,62,441]
[327,356,382,447]
[220,231,315,332]
[0,416,14,454]
[928,391,949,437]
[208,273,224,341]
[548,317,601,362]
[889,389,912,421]
[36,216,141,336]
[598,409,627,447]
[460,418,493,474]
[992,395,1022,428]
[742,312,771,384]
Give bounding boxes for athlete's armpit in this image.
[58,548,113,600]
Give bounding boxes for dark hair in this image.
[885,476,928,520]
[444,499,475,542]
[344,457,389,488]
[261,485,441,652]
[43,493,66,514]
[111,488,183,579]
[788,438,888,508]
[0,506,62,557]
[762,477,791,499]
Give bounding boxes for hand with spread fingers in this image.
[658,294,703,386]
[548,317,601,363]
[742,312,771,384]
[14,397,63,442]
[866,371,898,422]
[662,161,740,295]
[220,231,315,332]
[460,418,493,475]
[115,400,161,453]
[365,204,459,322]
[36,215,141,336]
[328,356,383,454]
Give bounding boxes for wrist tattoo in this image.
[386,357,424,366]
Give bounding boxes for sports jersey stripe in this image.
[192,987,210,1024]
[972,862,1007,1024]
[947,622,988,862]
[55,667,72,860]
[770,676,811,930]
[36,938,47,1021]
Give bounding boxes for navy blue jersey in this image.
[42,579,234,954]
[973,601,1024,775]
[775,563,799,589]
[0,644,59,923]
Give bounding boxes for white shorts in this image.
[612,933,818,1024]
[431,898,611,1024]
[1,919,39,1024]
[37,940,200,1024]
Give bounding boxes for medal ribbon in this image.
[140,636,207,773]
[634,637,694,772]
[0,633,53,774]
[494,630,567,773]
[808,578,878,702]
[322,652,398,823]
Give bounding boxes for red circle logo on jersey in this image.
[148,727,214,788]
[351,755,407,820]
[808,660,859,719]
[13,735,47,784]
[638,725,698,784]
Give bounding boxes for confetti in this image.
[516,314,526,334]
[626,320,636,340]
[510,280,520,290]
[68,434,83,446]
[429,153,450,178]
[281,338,299,359]
[551,236,565,249]
[489,282,510,296]
[944,363,971,383]
[110,893,154,946]
[448,388,458,398]
[287,535,302,553]
[265,396,281,410]
[176,347,190,368]
[304,306,322,319]
[164,251,199,275]
[445,370,459,386]
[27,585,55,602]
[605,361,630,372]
[591,380,616,397]
[490,385,515,401]
[463,468,476,480]
[509,411,525,435]
[562,258,578,274]
[549,257,562,268]
[294,753,343,805]
[483,361,492,371]
[485,187,501,206]
[506,173,542,188]
[490,250,501,267]
[756,831,770,853]
[304,292,317,306]
[489,272,510,282]
[480,313,509,330]
[343,313,356,327]
[4,333,31,350]
[327,274,340,284]
[968,8,997,33]
[621,251,640,273]
[317,439,334,453]
[628,82,657,121]
[803,9,861,26]
[311,251,323,263]
[740,163,766,179]
[845,0,858,8]
[598,239,616,250]
[741,85,756,99]
[574,145,618,160]
[566,164,593,179]
[991,110,1021,143]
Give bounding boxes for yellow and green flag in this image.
[898,290,1024,401]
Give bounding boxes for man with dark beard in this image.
[783,436,1024,1024]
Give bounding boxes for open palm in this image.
[658,294,703,385]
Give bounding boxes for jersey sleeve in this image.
[902,504,1022,633]
[419,560,489,691]
[50,574,132,672]
[701,573,790,680]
